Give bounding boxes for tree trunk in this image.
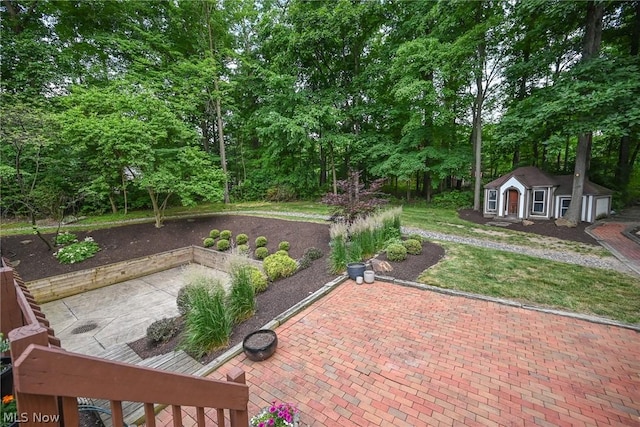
[148,188,163,228]
[614,1,640,191]
[557,1,603,227]
[205,1,230,204]
[472,45,485,211]
[108,193,118,214]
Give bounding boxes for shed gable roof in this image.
[484,166,557,189]
[485,166,613,196]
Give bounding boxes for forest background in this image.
[1,0,639,226]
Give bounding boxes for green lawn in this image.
[417,242,640,324]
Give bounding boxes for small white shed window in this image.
[487,190,497,211]
[560,198,571,217]
[532,190,545,214]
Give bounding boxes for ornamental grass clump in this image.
[250,401,299,427]
[228,262,256,323]
[178,267,224,315]
[203,237,215,248]
[181,282,231,358]
[327,207,402,273]
[53,237,100,264]
[220,230,232,240]
[209,229,220,239]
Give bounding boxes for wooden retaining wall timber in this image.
[26,246,264,304]
[192,246,263,271]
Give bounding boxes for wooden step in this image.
[96,344,143,365]
[92,350,203,426]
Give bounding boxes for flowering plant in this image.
[53,237,100,264]
[1,395,17,427]
[250,401,298,427]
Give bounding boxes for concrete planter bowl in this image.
[243,329,278,362]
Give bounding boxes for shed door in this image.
[507,189,519,215]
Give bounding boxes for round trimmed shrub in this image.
[147,317,179,344]
[255,236,267,247]
[386,243,407,261]
[203,237,215,248]
[236,233,249,245]
[403,238,422,255]
[220,229,232,240]
[407,233,425,243]
[304,247,324,260]
[216,239,230,251]
[249,267,268,292]
[276,249,289,256]
[254,246,269,260]
[297,254,313,270]
[263,252,298,280]
[278,241,290,251]
[237,244,250,255]
[209,229,220,239]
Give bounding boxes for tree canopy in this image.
[1,0,638,221]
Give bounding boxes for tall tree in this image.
[558,1,604,227]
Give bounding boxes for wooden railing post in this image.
[227,367,249,427]
[10,325,60,427]
[1,265,23,336]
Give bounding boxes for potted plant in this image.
[250,401,299,427]
[0,334,12,399]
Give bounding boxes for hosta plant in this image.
[53,237,100,264]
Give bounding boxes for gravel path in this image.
[241,210,632,274]
[402,226,633,274]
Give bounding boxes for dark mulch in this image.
[0,210,590,366]
[1,214,444,365]
[458,209,599,245]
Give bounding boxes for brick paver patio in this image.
[156,280,640,426]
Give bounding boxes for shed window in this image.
[532,190,545,214]
[560,198,571,217]
[487,190,497,211]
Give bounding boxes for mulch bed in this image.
[458,208,599,245]
[0,211,592,365]
[1,214,444,363]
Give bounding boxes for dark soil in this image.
[458,209,599,245]
[1,214,445,364]
[0,211,591,366]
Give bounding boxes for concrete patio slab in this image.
[41,265,230,356]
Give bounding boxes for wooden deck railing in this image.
[2,258,250,427]
[1,258,59,347]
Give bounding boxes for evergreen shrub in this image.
[254,246,269,259]
[263,252,298,280]
[217,239,230,251]
[255,236,268,247]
